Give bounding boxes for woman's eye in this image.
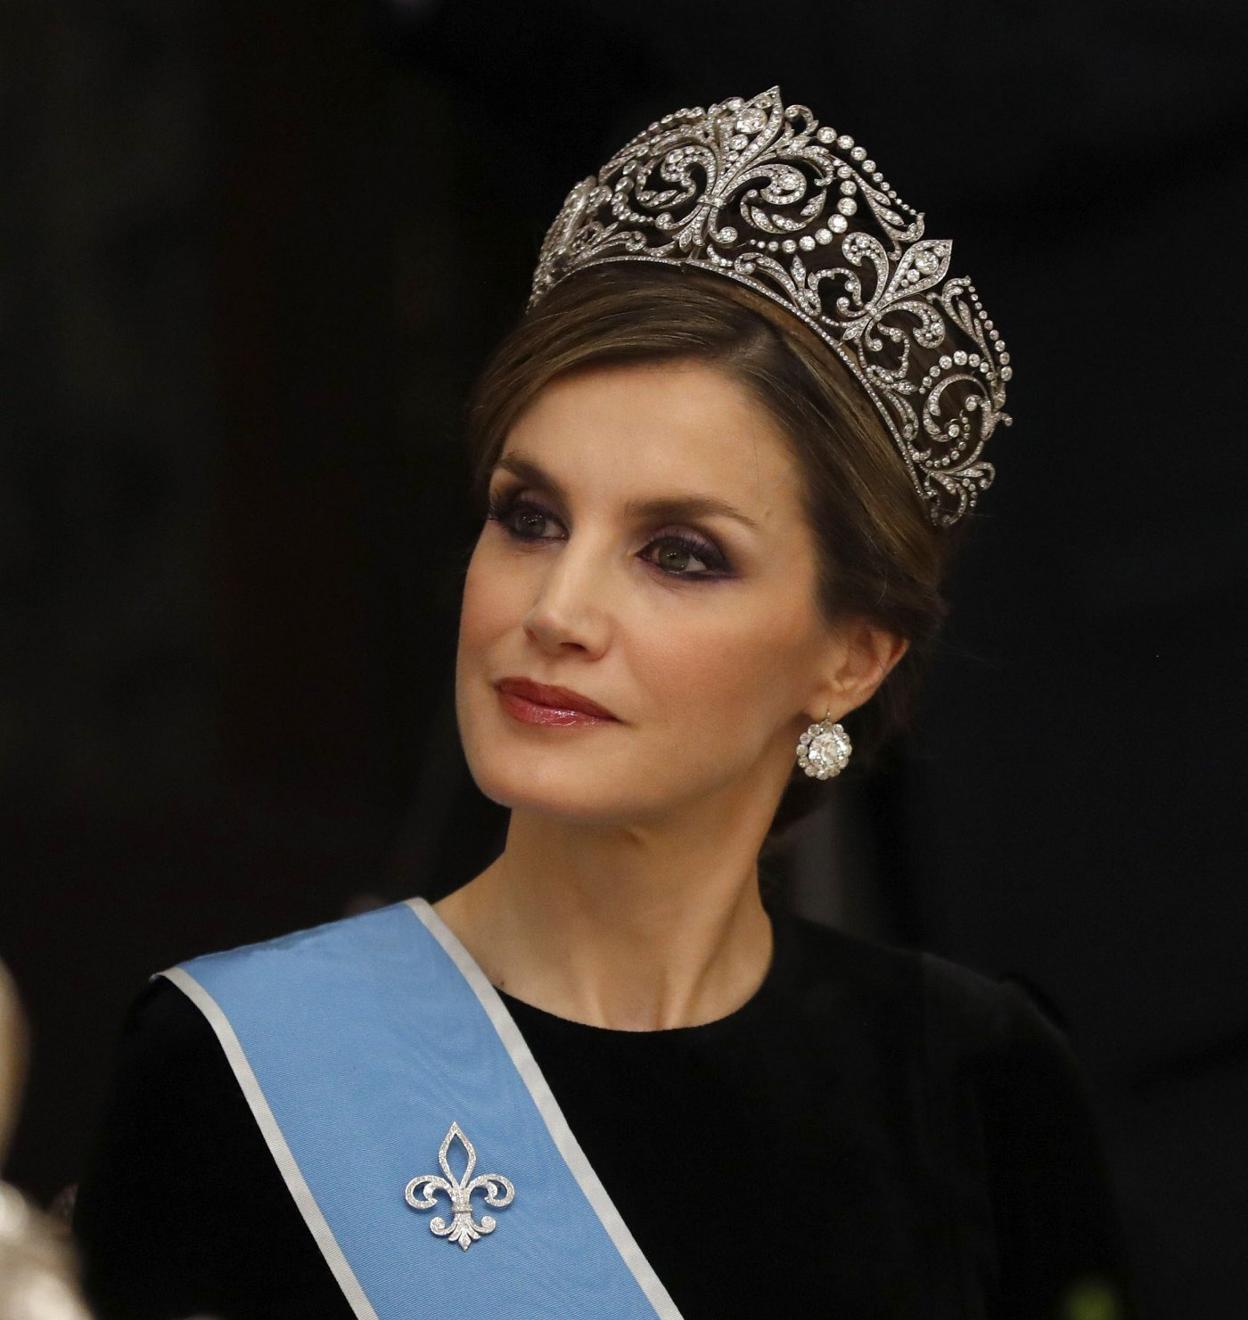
[487,494,559,540]
[485,493,730,580]
[646,535,724,578]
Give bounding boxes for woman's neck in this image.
[432,810,774,1031]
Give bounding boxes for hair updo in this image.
[460,263,964,846]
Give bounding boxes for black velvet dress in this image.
[72,899,1138,1320]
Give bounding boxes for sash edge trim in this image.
[156,965,382,1320]
[403,896,686,1320]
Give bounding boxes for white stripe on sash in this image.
[405,897,685,1320]
[160,966,380,1320]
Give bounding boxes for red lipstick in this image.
[495,677,619,727]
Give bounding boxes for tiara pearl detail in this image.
[796,716,852,779]
[528,85,1013,529]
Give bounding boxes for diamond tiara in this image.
[527,86,1013,529]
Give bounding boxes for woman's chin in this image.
[475,777,617,820]
[466,760,649,826]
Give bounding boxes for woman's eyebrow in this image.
[491,452,762,532]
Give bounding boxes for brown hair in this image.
[460,263,965,845]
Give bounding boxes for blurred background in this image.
[2,1,1246,1314]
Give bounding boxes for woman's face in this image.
[455,357,864,829]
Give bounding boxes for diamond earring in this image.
[796,710,852,779]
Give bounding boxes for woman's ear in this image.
[815,620,909,721]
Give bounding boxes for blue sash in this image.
[157,898,684,1320]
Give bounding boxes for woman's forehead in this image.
[503,361,801,513]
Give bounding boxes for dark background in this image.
[3,2,1247,1315]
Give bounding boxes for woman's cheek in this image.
[460,544,520,644]
[631,624,752,722]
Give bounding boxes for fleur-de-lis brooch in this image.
[404,1121,516,1250]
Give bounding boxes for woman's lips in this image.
[495,685,618,727]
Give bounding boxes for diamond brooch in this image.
[404,1121,516,1250]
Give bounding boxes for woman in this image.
[73,87,1137,1319]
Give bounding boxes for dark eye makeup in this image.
[484,486,734,581]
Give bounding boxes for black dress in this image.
[72,899,1137,1320]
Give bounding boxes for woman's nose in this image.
[521,536,613,655]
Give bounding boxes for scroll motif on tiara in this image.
[528,86,1013,528]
